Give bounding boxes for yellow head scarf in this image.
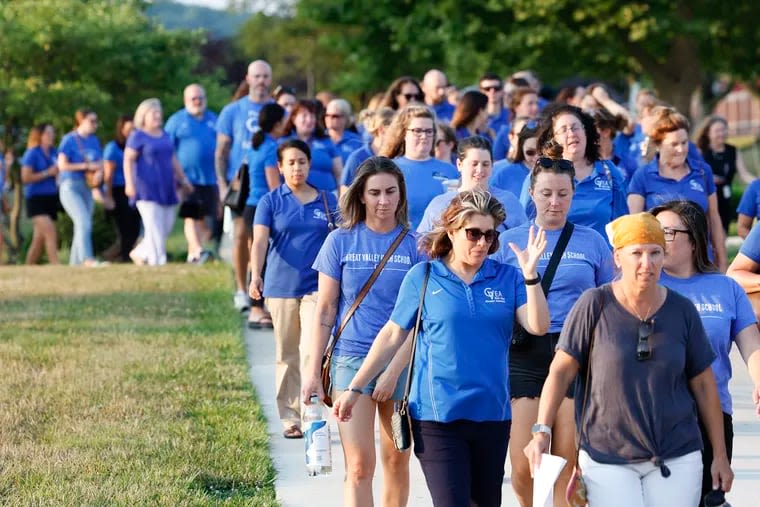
[606,212,666,250]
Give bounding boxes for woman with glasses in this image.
[380,105,457,229]
[334,189,550,506]
[340,107,395,192]
[652,199,760,500]
[491,121,539,199]
[281,100,342,193]
[627,106,727,271]
[325,98,363,164]
[525,212,733,507]
[494,150,613,507]
[380,76,423,111]
[417,136,526,234]
[450,91,494,142]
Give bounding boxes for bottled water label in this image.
[304,420,331,475]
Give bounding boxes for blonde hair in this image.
[359,107,395,136]
[133,98,162,129]
[380,104,437,159]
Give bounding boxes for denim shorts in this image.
[330,355,407,401]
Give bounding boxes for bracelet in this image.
[524,274,541,286]
[347,387,363,395]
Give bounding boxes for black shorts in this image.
[509,332,575,399]
[26,194,60,220]
[187,184,218,218]
[242,205,256,228]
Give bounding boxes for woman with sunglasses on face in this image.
[493,150,613,507]
[627,106,728,271]
[380,76,424,111]
[417,136,526,234]
[380,105,458,229]
[334,189,550,507]
[281,100,343,193]
[491,122,539,200]
[450,91,494,142]
[525,212,733,507]
[652,200,760,500]
[303,157,423,507]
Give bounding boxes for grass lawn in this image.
[0,264,277,506]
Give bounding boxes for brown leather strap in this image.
[324,225,410,361]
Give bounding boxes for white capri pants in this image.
[134,201,176,266]
[579,449,702,507]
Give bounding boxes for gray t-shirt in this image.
[559,284,716,464]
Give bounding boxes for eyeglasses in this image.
[662,227,690,242]
[637,319,654,361]
[407,128,435,137]
[400,93,423,101]
[190,96,205,102]
[481,85,503,92]
[536,157,574,171]
[524,149,537,157]
[464,228,497,244]
[554,123,583,137]
[324,113,345,119]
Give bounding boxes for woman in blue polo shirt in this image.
[380,105,457,229]
[493,152,614,507]
[303,157,423,507]
[334,189,550,506]
[627,106,727,271]
[652,199,760,499]
[21,123,60,265]
[249,139,338,438]
[281,100,342,192]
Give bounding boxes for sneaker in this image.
[233,290,251,312]
[197,250,214,265]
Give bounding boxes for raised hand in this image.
[508,225,547,278]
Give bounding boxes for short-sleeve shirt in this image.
[559,285,716,464]
[126,129,178,205]
[21,146,59,197]
[103,141,126,188]
[660,272,757,414]
[312,223,424,356]
[494,222,614,333]
[340,144,374,187]
[737,178,760,220]
[164,108,218,186]
[491,160,530,199]
[628,155,716,212]
[216,97,271,181]
[394,157,452,229]
[58,132,102,183]
[245,134,278,208]
[280,134,341,192]
[390,259,527,422]
[417,187,526,234]
[739,222,760,262]
[254,184,338,297]
[334,131,364,163]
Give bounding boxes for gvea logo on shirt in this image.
[312,141,326,150]
[593,176,612,191]
[484,288,505,303]
[313,209,329,222]
[689,180,704,193]
[245,116,259,133]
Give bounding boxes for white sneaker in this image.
[233,290,251,312]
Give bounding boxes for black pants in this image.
[715,183,734,233]
[412,418,511,507]
[109,186,141,262]
[698,411,733,500]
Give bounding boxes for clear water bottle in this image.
[304,395,332,476]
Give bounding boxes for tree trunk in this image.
[648,36,702,121]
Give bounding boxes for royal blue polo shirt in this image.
[254,184,338,298]
[21,146,58,197]
[246,134,278,208]
[628,154,716,212]
[491,160,530,199]
[58,132,102,183]
[340,143,374,187]
[417,187,526,234]
[216,97,271,181]
[390,259,527,422]
[164,108,218,186]
[334,131,363,164]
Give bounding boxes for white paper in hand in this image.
[532,453,567,507]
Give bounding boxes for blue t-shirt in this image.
[493,222,614,333]
[21,147,58,197]
[737,179,760,219]
[280,134,341,192]
[487,108,510,138]
[521,160,629,241]
[660,272,757,414]
[58,132,102,183]
[394,157,453,229]
[312,223,424,356]
[334,131,363,164]
[739,222,760,262]
[432,101,455,124]
[164,108,218,186]
[628,155,716,212]
[340,143,374,187]
[417,187,526,234]
[245,134,278,207]
[126,129,178,205]
[492,124,511,162]
[390,259,527,422]
[254,184,338,297]
[103,141,126,187]
[216,97,270,181]
[491,160,530,199]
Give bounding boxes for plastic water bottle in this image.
[304,395,332,476]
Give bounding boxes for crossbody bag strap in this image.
[399,261,431,414]
[575,288,605,459]
[321,191,335,230]
[540,221,574,295]
[323,226,410,361]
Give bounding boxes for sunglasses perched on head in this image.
[637,319,654,361]
[536,157,574,171]
[464,228,497,244]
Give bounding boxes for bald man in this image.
[422,69,455,123]
[216,60,274,323]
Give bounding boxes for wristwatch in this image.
[531,423,552,437]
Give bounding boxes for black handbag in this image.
[392,262,431,452]
[222,162,249,213]
[511,221,574,346]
